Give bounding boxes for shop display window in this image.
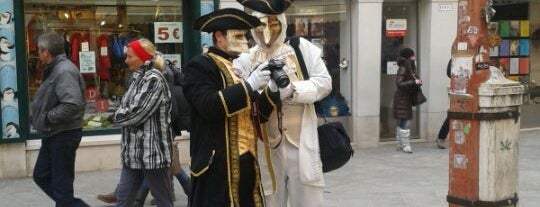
[492,1,540,128]
[284,0,350,117]
[24,0,182,132]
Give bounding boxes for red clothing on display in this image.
[97,34,111,81]
[69,32,82,68]
[69,32,91,69]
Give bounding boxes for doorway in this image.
[379,2,419,141]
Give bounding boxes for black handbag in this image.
[317,117,354,173]
[412,88,427,106]
[289,37,354,173]
[410,72,427,106]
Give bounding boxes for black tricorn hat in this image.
[193,8,261,33]
[237,0,293,15]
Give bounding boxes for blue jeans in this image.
[33,128,89,207]
[397,119,411,130]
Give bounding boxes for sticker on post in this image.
[475,46,489,64]
[451,56,473,95]
[467,26,478,35]
[457,42,468,51]
[453,154,468,169]
[454,131,465,145]
[463,122,471,135]
[452,120,464,130]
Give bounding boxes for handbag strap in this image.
[289,36,328,122]
[289,36,309,80]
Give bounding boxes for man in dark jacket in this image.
[183,8,280,207]
[32,32,88,207]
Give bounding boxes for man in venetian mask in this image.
[183,8,282,207]
[234,0,332,206]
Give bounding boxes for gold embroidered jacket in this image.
[182,47,280,207]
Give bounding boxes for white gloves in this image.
[245,62,271,91]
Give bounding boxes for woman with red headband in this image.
[113,38,174,207]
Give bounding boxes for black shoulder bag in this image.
[289,37,354,173]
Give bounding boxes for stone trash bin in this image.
[477,66,524,206]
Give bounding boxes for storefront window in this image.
[491,1,540,128]
[24,0,182,132]
[285,0,351,117]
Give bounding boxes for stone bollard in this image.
[447,66,524,207]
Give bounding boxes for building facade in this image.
[1,0,539,178]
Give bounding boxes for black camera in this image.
[265,58,290,88]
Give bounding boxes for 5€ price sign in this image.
[154,22,183,43]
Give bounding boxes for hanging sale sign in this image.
[154,22,183,43]
[386,19,408,37]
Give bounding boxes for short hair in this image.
[212,30,227,45]
[37,32,65,57]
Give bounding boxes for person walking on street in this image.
[113,38,174,207]
[32,32,89,207]
[97,58,192,207]
[436,59,453,149]
[393,48,422,154]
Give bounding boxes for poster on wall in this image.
[163,54,182,69]
[295,18,308,36]
[310,17,324,36]
[200,1,214,53]
[0,0,20,141]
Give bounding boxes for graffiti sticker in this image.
[454,131,465,145]
[454,154,468,169]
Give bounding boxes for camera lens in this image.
[267,58,290,88]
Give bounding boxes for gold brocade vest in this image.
[207,52,265,207]
[250,45,305,147]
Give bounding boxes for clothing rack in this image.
[51,27,141,34]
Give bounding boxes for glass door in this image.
[379,2,418,141]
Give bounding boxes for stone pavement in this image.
[1,130,539,207]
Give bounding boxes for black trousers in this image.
[239,153,256,207]
[438,117,449,140]
[33,128,89,207]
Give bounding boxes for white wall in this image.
[418,0,458,140]
[351,0,383,148]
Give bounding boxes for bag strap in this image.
[289,36,310,80]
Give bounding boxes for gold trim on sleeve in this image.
[218,91,231,116]
[264,87,276,109]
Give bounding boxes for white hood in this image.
[250,12,288,51]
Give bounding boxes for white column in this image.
[351,0,383,148]
[418,0,458,141]
[0,143,26,178]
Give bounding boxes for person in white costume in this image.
[233,1,332,206]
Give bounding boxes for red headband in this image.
[129,40,153,62]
